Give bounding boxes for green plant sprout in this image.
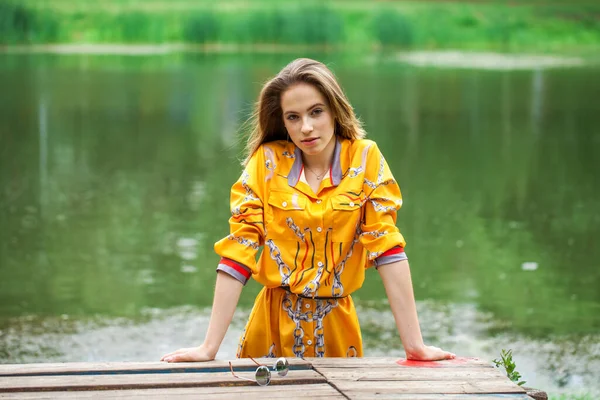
[493,349,526,386]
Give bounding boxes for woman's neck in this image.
[301,137,336,172]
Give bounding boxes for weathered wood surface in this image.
[0,357,536,399]
[0,384,344,399]
[0,358,310,377]
[0,370,325,392]
[0,390,532,400]
[310,395,532,400]
[309,357,528,399]
[315,367,509,381]
[329,379,526,395]
[306,356,494,369]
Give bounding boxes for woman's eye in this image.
[312,109,322,116]
[287,115,298,121]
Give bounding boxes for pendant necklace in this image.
[306,166,328,180]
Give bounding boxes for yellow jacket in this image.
[214,138,406,299]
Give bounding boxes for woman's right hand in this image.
[161,344,216,363]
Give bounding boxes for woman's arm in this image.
[378,259,455,361]
[161,271,243,362]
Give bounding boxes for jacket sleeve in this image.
[359,142,407,269]
[213,149,266,284]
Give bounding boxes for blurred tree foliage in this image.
[1,0,599,52]
[372,8,413,47]
[0,1,59,43]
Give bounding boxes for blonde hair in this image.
[242,58,366,166]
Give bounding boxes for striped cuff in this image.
[216,258,252,285]
[373,246,407,268]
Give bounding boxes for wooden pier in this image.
[0,357,542,399]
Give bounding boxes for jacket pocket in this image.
[330,195,362,242]
[266,189,307,239]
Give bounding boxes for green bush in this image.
[485,10,526,47]
[184,5,343,46]
[0,0,59,44]
[278,5,344,45]
[415,8,458,48]
[1,1,599,51]
[184,11,219,43]
[118,12,162,42]
[372,8,414,47]
[251,10,286,43]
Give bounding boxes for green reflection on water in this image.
[0,53,598,343]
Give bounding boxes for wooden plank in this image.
[0,391,532,400]
[0,384,345,399]
[341,394,532,400]
[330,379,527,395]
[0,359,310,377]
[315,366,509,381]
[0,370,326,392]
[306,357,493,369]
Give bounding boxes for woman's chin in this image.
[301,147,322,156]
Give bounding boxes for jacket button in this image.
[349,202,355,207]
[316,227,322,232]
[282,201,288,207]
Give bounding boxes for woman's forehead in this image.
[281,83,327,112]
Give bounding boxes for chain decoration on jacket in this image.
[266,239,292,286]
[283,295,306,357]
[346,346,358,357]
[236,327,247,358]
[347,165,364,178]
[282,292,338,357]
[370,199,400,213]
[264,146,277,182]
[265,159,274,172]
[231,206,243,216]
[228,234,259,250]
[263,343,276,358]
[286,217,307,240]
[369,250,385,260]
[331,224,361,298]
[314,299,337,357]
[364,153,390,191]
[240,170,260,203]
[360,230,389,238]
[364,178,378,190]
[301,261,325,298]
[377,155,385,184]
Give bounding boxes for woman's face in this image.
[281,83,335,158]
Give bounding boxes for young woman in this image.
[162,58,455,362]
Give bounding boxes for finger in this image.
[161,348,188,361]
[164,354,182,363]
[168,352,199,363]
[161,351,179,361]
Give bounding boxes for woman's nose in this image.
[301,118,313,134]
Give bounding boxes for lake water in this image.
[0,52,598,398]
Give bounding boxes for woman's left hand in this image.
[406,345,456,361]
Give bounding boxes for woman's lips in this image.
[302,137,319,146]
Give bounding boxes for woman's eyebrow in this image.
[283,103,326,116]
